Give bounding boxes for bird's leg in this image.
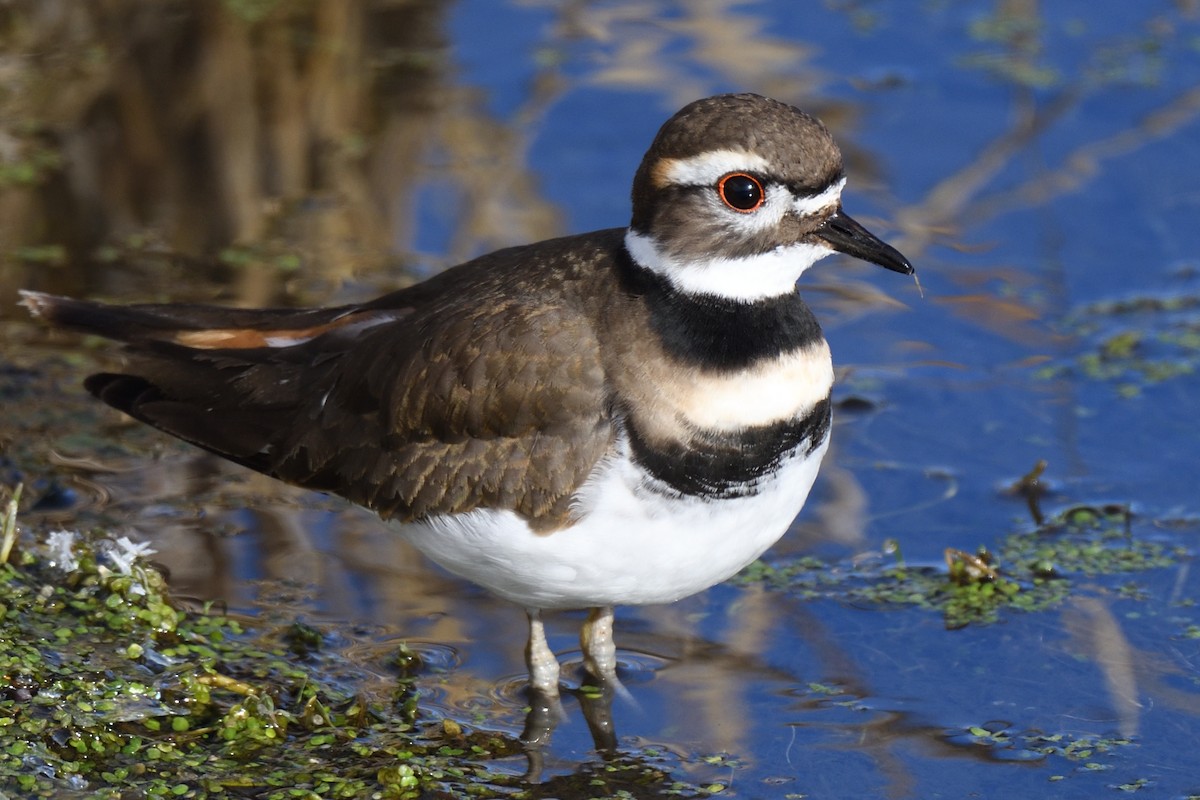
[522,609,566,759]
[525,609,561,695]
[580,606,618,684]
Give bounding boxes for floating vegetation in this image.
[0,509,715,799]
[1000,505,1184,577]
[738,547,1065,629]
[944,723,1137,770]
[963,12,1061,89]
[1036,292,1200,397]
[740,503,1190,629]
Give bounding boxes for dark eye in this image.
[717,173,765,212]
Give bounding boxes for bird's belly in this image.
[394,437,828,610]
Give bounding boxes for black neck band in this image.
[617,245,824,371]
[627,398,832,498]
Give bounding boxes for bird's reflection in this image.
[521,675,618,782]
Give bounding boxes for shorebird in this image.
[22,93,912,696]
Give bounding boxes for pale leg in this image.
[580,606,618,683]
[525,609,561,694]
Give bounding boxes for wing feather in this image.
[21,258,616,531]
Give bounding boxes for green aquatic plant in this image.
[740,502,1189,629]
[946,723,1137,769]
[1036,293,1200,397]
[0,523,483,798]
[1001,505,1185,577]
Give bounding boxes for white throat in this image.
[624,229,834,302]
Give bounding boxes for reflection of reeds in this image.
[0,0,570,307]
[893,5,1200,347]
[1062,596,1141,737]
[547,0,828,105]
[0,0,866,309]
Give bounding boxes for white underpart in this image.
[625,229,834,301]
[658,149,773,186]
[396,433,829,610]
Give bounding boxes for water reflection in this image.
[0,0,564,307]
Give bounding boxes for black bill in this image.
[813,208,914,275]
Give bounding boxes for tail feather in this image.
[20,290,369,473]
[18,290,369,347]
[84,373,275,466]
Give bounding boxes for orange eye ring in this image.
[717,173,765,212]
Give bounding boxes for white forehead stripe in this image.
[625,230,835,302]
[657,149,772,187]
[793,177,846,217]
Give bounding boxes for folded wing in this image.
[21,288,612,530]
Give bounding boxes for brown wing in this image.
[265,297,614,528]
[21,278,614,530]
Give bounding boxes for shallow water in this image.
[3,1,1200,797]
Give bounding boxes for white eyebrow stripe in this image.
[792,177,846,217]
[657,149,772,186]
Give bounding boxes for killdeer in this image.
[21,93,912,696]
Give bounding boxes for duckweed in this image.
[740,501,1190,628]
[945,724,1137,768]
[1035,292,1200,395]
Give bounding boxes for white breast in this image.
[395,434,829,610]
